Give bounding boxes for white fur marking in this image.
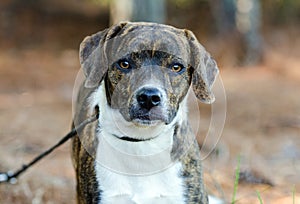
[90,82,187,203]
[95,162,185,204]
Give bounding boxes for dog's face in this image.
[106,49,193,126]
[80,22,218,130]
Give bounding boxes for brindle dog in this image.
[72,22,219,204]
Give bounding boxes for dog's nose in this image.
[137,88,162,110]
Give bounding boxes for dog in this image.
[72,22,219,204]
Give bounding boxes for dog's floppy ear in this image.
[79,22,128,88]
[185,30,219,104]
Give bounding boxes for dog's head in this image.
[80,22,218,131]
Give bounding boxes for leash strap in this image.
[0,113,98,184]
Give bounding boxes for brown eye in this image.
[119,60,130,69]
[171,64,184,73]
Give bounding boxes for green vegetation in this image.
[256,190,264,204]
[292,185,296,204]
[231,155,241,204]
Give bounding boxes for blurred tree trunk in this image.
[210,0,236,35]
[110,0,166,25]
[210,0,263,65]
[236,0,263,65]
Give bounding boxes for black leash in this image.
[0,113,98,184]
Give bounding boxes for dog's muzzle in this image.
[136,88,162,110]
[130,87,167,125]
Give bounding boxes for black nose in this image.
[137,88,162,110]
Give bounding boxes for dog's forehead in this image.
[105,23,190,63]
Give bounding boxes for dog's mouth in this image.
[130,109,167,126]
[132,118,162,127]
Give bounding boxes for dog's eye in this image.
[171,63,184,73]
[118,60,131,69]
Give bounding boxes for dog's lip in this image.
[130,111,166,124]
[132,118,162,126]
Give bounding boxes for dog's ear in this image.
[184,30,219,104]
[79,22,128,88]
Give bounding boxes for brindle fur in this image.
[72,22,218,204]
[72,86,101,204]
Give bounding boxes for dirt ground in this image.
[0,18,300,204]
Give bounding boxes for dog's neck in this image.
[88,82,188,174]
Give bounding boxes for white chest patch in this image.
[95,161,185,204]
[89,83,187,204]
